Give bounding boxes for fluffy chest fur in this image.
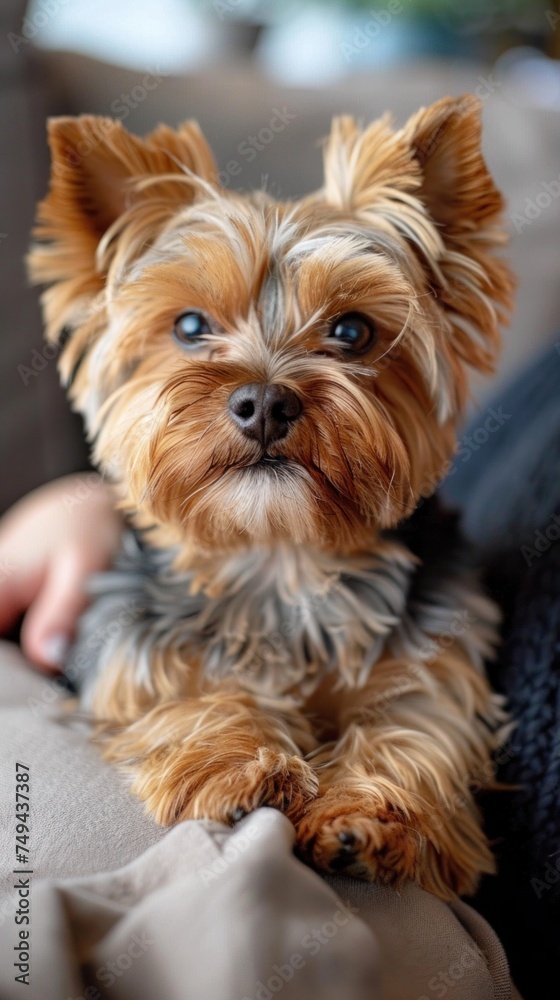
[70,504,498,706]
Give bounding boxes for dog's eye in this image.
[329,313,376,354]
[173,311,211,347]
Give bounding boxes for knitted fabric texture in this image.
[444,342,560,998]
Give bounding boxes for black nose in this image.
[228,383,302,447]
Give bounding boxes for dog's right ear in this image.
[28,116,218,341]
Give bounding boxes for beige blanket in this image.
[0,642,521,999]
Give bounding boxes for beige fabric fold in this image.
[0,642,521,999]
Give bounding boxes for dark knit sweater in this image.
[443,341,560,1000]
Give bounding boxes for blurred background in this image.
[1,0,560,514]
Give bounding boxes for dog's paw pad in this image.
[337,830,357,850]
[229,807,248,824]
[297,794,423,887]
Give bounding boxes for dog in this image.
[29,96,514,900]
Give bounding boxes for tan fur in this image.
[29,97,515,900]
[298,641,505,897]
[100,691,319,825]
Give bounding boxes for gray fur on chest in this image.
[68,531,498,705]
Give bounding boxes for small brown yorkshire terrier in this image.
[29,96,514,900]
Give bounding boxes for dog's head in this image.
[29,97,513,558]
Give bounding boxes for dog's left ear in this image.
[323,96,514,374]
[29,116,217,340]
[400,95,504,237]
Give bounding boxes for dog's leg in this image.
[297,647,507,899]
[96,687,319,826]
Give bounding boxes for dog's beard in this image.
[95,352,425,553]
[191,462,317,546]
[131,430,403,553]
[143,455,382,552]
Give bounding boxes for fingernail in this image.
[41,633,70,667]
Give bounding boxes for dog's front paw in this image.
[138,746,319,826]
[218,748,320,825]
[296,789,424,889]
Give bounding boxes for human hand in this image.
[0,474,123,671]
